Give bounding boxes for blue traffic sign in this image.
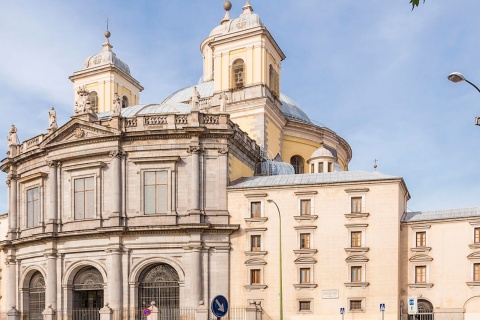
[211,295,229,318]
[380,303,386,311]
[142,308,152,316]
[340,308,345,314]
[409,298,415,306]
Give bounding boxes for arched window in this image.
[122,95,129,108]
[88,91,98,112]
[138,264,180,312]
[231,59,245,90]
[269,65,279,97]
[28,272,45,320]
[290,155,304,174]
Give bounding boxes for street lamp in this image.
[267,199,283,320]
[447,72,480,126]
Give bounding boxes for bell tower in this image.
[69,29,143,114]
[200,1,286,156]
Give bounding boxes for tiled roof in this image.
[228,171,399,189]
[402,207,480,222]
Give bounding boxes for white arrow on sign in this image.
[215,299,225,312]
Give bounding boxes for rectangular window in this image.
[251,235,261,251]
[351,266,362,282]
[144,171,168,214]
[300,199,311,216]
[74,177,95,220]
[416,231,426,247]
[300,233,311,249]
[475,228,480,244]
[300,268,311,284]
[474,263,480,281]
[318,163,324,173]
[351,197,362,213]
[26,187,40,227]
[299,301,311,311]
[415,266,426,283]
[350,300,362,311]
[250,201,261,218]
[250,269,261,285]
[351,231,362,247]
[328,162,333,172]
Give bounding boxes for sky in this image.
[0,0,479,213]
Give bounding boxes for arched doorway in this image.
[28,271,45,320]
[72,267,104,320]
[138,264,180,317]
[409,299,434,320]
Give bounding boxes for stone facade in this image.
[0,2,479,320]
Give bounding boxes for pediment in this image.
[345,255,369,262]
[409,254,433,262]
[467,252,480,260]
[41,119,121,147]
[245,258,266,266]
[294,257,317,264]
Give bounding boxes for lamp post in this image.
[267,199,283,320]
[447,72,480,126]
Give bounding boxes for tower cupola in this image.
[69,29,143,114]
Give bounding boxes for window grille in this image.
[351,231,362,247]
[29,272,45,320]
[89,91,98,112]
[138,264,180,312]
[299,301,311,311]
[349,300,362,311]
[269,65,280,98]
[230,60,246,90]
[300,233,310,249]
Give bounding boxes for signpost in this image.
[408,297,418,315]
[142,308,152,316]
[211,295,229,319]
[340,307,345,320]
[380,303,386,320]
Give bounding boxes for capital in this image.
[109,149,126,159]
[187,146,204,154]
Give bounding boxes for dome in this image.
[83,37,131,75]
[161,82,313,124]
[311,147,334,159]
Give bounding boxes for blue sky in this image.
[0,0,479,213]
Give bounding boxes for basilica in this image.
[0,1,479,320]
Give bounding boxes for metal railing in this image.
[71,308,101,320]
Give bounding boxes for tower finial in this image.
[373,159,378,171]
[221,1,232,25]
[103,18,112,51]
[243,0,253,14]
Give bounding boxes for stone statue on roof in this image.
[74,86,91,115]
[113,93,121,117]
[191,86,200,111]
[219,91,228,112]
[7,124,19,146]
[48,107,58,130]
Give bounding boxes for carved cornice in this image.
[218,148,228,155]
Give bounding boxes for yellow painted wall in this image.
[282,137,319,170]
[265,116,282,158]
[228,153,254,182]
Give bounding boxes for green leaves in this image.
[410,0,425,9]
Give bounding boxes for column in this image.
[6,255,19,319]
[46,161,58,233]
[109,150,121,216]
[189,244,202,306]
[7,173,18,236]
[189,146,201,213]
[45,251,57,312]
[107,247,123,315]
